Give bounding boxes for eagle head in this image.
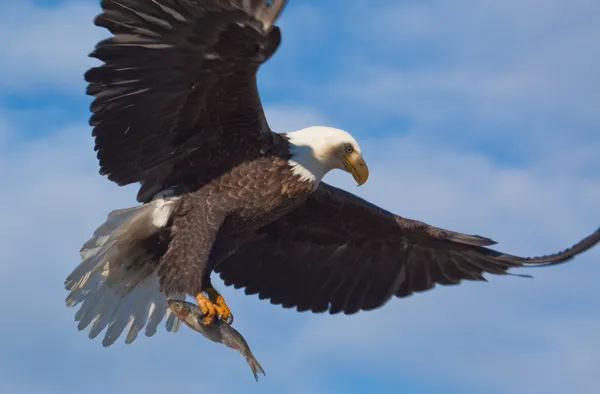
[286,126,369,186]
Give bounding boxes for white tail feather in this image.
[65,192,182,346]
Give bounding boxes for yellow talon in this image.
[206,287,233,324]
[195,293,217,326]
[195,288,233,325]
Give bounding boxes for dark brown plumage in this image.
[216,183,600,314]
[158,156,314,296]
[85,0,286,202]
[64,0,599,347]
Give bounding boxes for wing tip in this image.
[496,226,600,267]
[255,0,288,32]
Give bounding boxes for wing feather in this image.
[86,0,286,199]
[216,183,600,314]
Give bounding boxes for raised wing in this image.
[216,183,600,314]
[85,0,287,200]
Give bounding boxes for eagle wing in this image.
[85,0,286,200]
[216,183,600,314]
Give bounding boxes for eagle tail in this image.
[64,192,184,346]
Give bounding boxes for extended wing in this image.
[216,183,599,314]
[86,0,287,201]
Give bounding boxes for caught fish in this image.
[167,299,265,381]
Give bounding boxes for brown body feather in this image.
[157,156,314,296]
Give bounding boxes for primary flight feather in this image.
[65,0,599,348]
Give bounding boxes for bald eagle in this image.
[65,0,599,347]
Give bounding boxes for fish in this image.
[167,299,266,381]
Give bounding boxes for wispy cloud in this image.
[264,105,332,131]
[323,0,600,149]
[0,112,12,149]
[0,1,104,91]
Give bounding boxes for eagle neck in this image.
[284,132,331,189]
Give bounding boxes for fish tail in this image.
[246,355,266,382]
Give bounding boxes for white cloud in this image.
[325,0,600,145]
[264,105,331,131]
[0,1,104,91]
[0,112,11,150]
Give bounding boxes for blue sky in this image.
[1,1,599,393]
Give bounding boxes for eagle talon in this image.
[223,313,234,325]
[196,288,233,326]
[201,314,216,326]
[206,287,233,325]
[195,293,217,326]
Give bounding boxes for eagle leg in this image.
[195,288,233,326]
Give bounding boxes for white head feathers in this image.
[286,126,362,185]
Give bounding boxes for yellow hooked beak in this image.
[340,153,369,186]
